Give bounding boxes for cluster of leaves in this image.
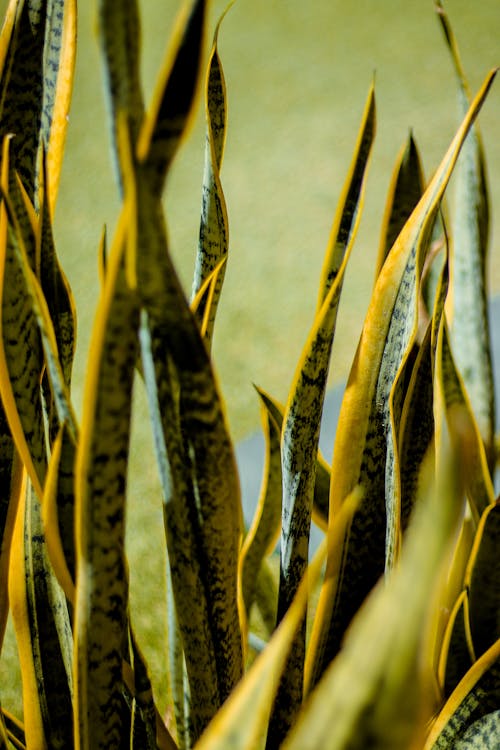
[0,0,497,748]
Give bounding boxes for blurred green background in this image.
[37,0,500,441]
[0,0,499,722]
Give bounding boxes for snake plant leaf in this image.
[41,424,75,603]
[98,0,145,192]
[0,0,75,205]
[74,197,140,749]
[394,245,449,560]
[424,638,500,748]
[38,151,76,388]
[140,299,244,729]
[141,325,222,742]
[166,563,191,750]
[451,711,500,749]
[307,68,497,690]
[136,152,242,739]
[438,590,475,699]
[135,169,243,740]
[438,321,494,520]
[465,501,500,660]
[126,626,175,750]
[437,1,496,473]
[1,709,26,749]
[240,386,282,629]
[1,180,78,444]
[137,0,207,194]
[9,476,73,749]
[286,336,468,750]
[267,88,375,745]
[0,419,21,651]
[193,538,327,750]
[43,0,76,211]
[190,256,227,341]
[191,8,231,347]
[375,131,425,279]
[434,512,476,698]
[196,494,358,750]
[317,83,375,306]
[0,152,46,499]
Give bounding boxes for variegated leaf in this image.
[307,68,497,689]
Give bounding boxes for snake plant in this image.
[0,0,497,748]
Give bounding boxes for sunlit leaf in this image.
[306,68,497,689]
[437,1,496,472]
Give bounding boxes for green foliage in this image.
[0,1,498,748]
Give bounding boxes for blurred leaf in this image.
[437,1,496,472]
[438,590,475,699]
[465,501,500,659]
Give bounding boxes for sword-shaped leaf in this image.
[437,1,495,472]
[98,0,145,192]
[74,195,140,749]
[375,131,425,279]
[37,152,76,388]
[286,319,469,750]
[0,140,46,499]
[268,84,375,746]
[240,387,282,629]
[9,476,73,748]
[307,68,497,689]
[42,424,76,603]
[195,491,358,750]
[0,0,75,205]
[191,7,231,346]
[438,590,475,699]
[137,0,207,194]
[424,638,500,748]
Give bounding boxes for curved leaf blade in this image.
[437,1,496,472]
[375,131,425,279]
[74,201,140,749]
[191,10,231,346]
[137,0,207,193]
[307,69,497,687]
[268,87,375,745]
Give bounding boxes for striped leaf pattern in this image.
[191,10,230,346]
[437,1,496,472]
[267,84,375,747]
[74,207,140,749]
[306,68,497,690]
